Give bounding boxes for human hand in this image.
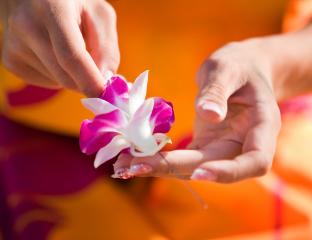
[112,40,281,183]
[0,0,119,97]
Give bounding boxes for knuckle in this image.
[202,58,220,72]
[207,55,231,71]
[101,1,117,21]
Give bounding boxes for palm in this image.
[191,84,269,163]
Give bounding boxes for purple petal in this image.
[79,110,126,155]
[151,97,175,133]
[100,75,129,111]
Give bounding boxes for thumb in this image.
[83,1,120,76]
[195,57,244,123]
[196,82,229,123]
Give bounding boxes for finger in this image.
[83,1,120,74]
[191,151,269,183]
[21,22,79,90]
[45,6,106,97]
[196,59,244,123]
[119,140,241,178]
[191,118,281,183]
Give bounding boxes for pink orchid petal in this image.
[94,135,130,168]
[127,98,158,153]
[151,97,175,133]
[100,75,129,112]
[80,110,127,155]
[81,98,117,115]
[129,70,148,115]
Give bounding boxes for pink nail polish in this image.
[191,168,216,181]
[111,168,133,179]
[129,163,153,175]
[201,102,223,117]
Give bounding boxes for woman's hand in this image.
[0,0,119,97]
[113,39,282,183]
[109,21,311,183]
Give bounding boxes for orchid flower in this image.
[80,71,175,168]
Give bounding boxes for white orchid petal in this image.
[81,98,117,115]
[154,133,172,149]
[129,70,149,115]
[126,98,158,153]
[94,135,130,168]
[130,144,156,157]
[129,134,171,157]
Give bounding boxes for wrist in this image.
[259,26,312,100]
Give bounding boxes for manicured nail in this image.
[200,101,223,117]
[129,163,153,175]
[191,168,216,181]
[111,168,133,179]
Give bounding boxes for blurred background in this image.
[1,0,312,239]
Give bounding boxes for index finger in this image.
[113,139,241,178]
[45,5,106,97]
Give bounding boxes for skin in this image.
[0,0,119,97]
[114,25,312,183]
[1,1,312,183]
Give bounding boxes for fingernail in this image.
[111,168,133,179]
[129,163,153,175]
[200,101,223,117]
[191,168,216,181]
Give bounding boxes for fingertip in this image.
[190,168,217,181]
